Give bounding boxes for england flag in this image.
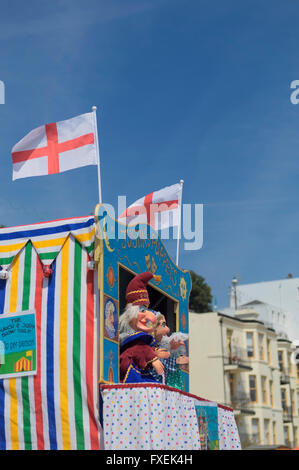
[119,183,182,231]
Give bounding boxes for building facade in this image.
[230,277,299,342]
[189,310,299,449]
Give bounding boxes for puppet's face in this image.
[129,307,157,334]
[155,316,170,342]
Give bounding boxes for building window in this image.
[249,375,257,403]
[278,350,284,373]
[258,334,265,360]
[281,388,287,412]
[261,376,267,405]
[252,418,260,444]
[246,332,255,358]
[270,380,274,408]
[264,419,270,445]
[267,339,271,365]
[272,421,277,445]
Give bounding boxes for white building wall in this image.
[231,278,299,341]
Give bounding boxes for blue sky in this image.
[1,0,299,308]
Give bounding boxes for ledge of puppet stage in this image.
[100,383,241,450]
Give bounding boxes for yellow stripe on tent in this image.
[9,254,20,450]
[0,241,26,253]
[59,238,71,449]
[9,380,19,450]
[9,254,20,317]
[33,228,94,249]
[33,237,68,249]
[75,227,95,243]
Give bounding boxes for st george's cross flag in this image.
[12,112,98,180]
[119,183,182,231]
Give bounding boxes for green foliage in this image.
[189,270,213,313]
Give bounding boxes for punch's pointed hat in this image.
[126,272,160,307]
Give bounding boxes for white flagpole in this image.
[176,179,184,266]
[92,106,102,204]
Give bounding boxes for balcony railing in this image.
[228,393,255,415]
[280,369,290,384]
[238,433,258,448]
[223,347,252,371]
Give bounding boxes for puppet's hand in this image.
[153,275,161,284]
[176,355,189,365]
[170,339,185,350]
[156,348,170,359]
[152,359,164,375]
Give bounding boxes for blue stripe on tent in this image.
[0,381,5,450]
[0,218,94,242]
[0,278,5,314]
[46,260,57,450]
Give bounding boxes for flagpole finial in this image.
[180,179,184,185]
[92,106,97,112]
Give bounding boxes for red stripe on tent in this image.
[85,267,99,449]
[33,256,45,449]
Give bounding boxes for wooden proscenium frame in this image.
[94,204,191,391]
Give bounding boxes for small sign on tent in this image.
[0,310,37,379]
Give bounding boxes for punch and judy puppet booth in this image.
[0,207,241,450]
[95,204,241,450]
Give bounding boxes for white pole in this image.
[92,106,102,204]
[176,179,184,266]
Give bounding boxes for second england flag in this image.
[119,183,182,231]
[12,112,97,180]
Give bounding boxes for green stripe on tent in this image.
[86,243,94,254]
[22,242,32,310]
[21,241,33,450]
[0,256,14,265]
[73,241,84,449]
[38,251,59,260]
[0,242,94,268]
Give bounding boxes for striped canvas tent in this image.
[0,216,102,450]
